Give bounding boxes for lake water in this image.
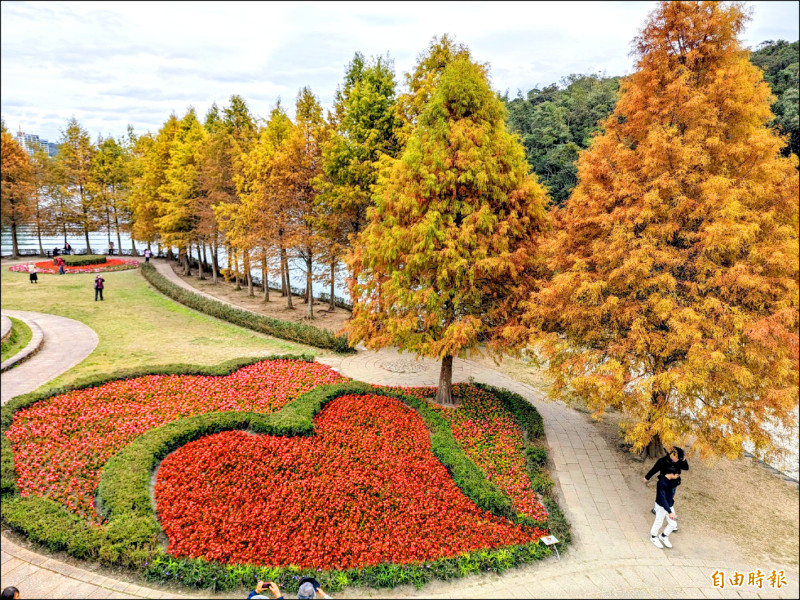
[0,226,351,302]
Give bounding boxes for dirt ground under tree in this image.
[169,262,352,334]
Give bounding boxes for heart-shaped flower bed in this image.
[6,359,342,520]
[155,394,541,570]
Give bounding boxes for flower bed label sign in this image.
[540,534,560,560]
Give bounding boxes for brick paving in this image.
[0,261,797,599]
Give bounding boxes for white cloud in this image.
[1,0,797,142]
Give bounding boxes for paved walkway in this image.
[1,261,797,599]
[0,310,98,405]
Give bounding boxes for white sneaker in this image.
[660,534,673,548]
[651,536,664,549]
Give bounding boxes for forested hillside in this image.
[505,39,799,205]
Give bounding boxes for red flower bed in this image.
[155,394,543,570]
[6,360,342,521]
[9,258,140,274]
[387,383,549,523]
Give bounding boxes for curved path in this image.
[1,260,797,599]
[0,310,98,405]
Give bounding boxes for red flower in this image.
[6,360,342,521]
[154,394,542,569]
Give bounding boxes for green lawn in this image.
[0,264,324,391]
[1,316,33,364]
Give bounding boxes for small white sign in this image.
[540,535,559,545]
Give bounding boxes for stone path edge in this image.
[0,312,44,372]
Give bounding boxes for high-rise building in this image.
[14,129,59,157]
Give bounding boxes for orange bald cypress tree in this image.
[526,1,799,460]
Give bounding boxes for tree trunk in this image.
[643,435,667,460]
[280,243,288,296]
[81,185,92,254]
[183,247,191,276]
[196,243,205,279]
[434,355,456,406]
[234,249,241,290]
[131,237,137,256]
[106,204,112,249]
[262,255,269,303]
[283,249,293,309]
[201,242,208,275]
[306,255,314,319]
[11,221,19,257]
[641,389,668,459]
[245,251,254,296]
[329,260,336,311]
[113,205,123,257]
[36,200,45,255]
[212,239,219,285]
[84,224,92,255]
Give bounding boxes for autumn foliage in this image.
[347,54,550,404]
[525,1,799,460]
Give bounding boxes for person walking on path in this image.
[94,275,105,301]
[27,263,38,284]
[56,255,66,275]
[650,469,680,549]
[644,446,688,529]
[144,247,152,262]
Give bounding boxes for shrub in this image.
[61,254,107,266]
[140,263,353,353]
[525,444,548,467]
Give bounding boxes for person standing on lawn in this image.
[644,446,688,530]
[27,263,38,284]
[94,274,105,301]
[56,255,66,275]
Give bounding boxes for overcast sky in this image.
[2,1,798,144]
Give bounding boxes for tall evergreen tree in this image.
[130,115,179,254]
[316,52,402,310]
[92,135,131,254]
[526,1,799,460]
[57,117,97,252]
[348,55,550,405]
[159,108,207,274]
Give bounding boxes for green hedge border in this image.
[140,263,353,354]
[2,361,568,594]
[1,316,33,364]
[472,382,572,545]
[61,255,107,267]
